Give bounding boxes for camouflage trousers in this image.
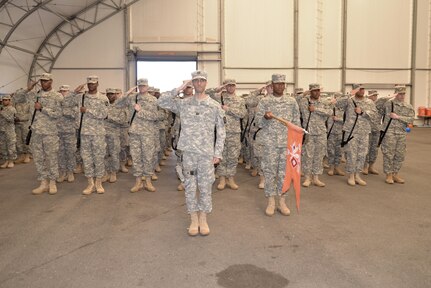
[217,133,241,177]
[366,131,380,164]
[15,122,29,154]
[31,133,59,181]
[105,132,121,173]
[381,132,406,174]
[158,129,167,161]
[240,137,251,164]
[327,132,343,166]
[129,133,157,177]
[302,134,327,175]
[119,127,129,163]
[81,135,106,178]
[58,132,76,174]
[344,132,369,174]
[182,151,215,214]
[0,130,17,161]
[261,146,288,197]
[251,139,263,175]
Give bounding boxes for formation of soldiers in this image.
[0,71,415,236]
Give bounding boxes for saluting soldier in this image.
[0,95,17,169]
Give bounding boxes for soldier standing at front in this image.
[381,85,414,184]
[0,95,17,169]
[340,84,378,186]
[57,85,78,183]
[74,76,108,195]
[299,84,332,187]
[158,70,226,237]
[207,79,247,190]
[26,73,62,195]
[255,74,301,217]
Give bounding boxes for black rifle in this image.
[378,101,394,147]
[76,94,85,149]
[25,97,39,145]
[327,107,336,139]
[341,100,359,148]
[129,93,139,125]
[302,98,312,144]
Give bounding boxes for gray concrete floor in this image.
[0,128,430,288]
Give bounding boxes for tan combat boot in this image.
[362,164,369,175]
[151,174,158,181]
[302,175,312,187]
[227,177,239,190]
[368,163,379,175]
[155,164,162,173]
[109,172,117,183]
[188,212,199,236]
[198,212,210,236]
[130,177,143,193]
[251,168,258,177]
[57,172,66,183]
[67,172,75,182]
[73,164,83,174]
[159,160,166,166]
[1,161,9,169]
[127,158,133,166]
[327,166,335,176]
[258,175,265,189]
[238,157,244,164]
[312,175,325,187]
[48,180,57,195]
[355,173,367,186]
[23,153,31,163]
[14,155,25,164]
[278,196,291,216]
[145,177,156,192]
[82,178,95,195]
[347,174,356,186]
[6,161,14,168]
[177,183,185,191]
[334,166,345,176]
[32,179,49,195]
[265,196,276,216]
[245,163,251,170]
[120,162,128,173]
[95,178,105,194]
[393,174,405,184]
[385,173,394,184]
[101,173,109,183]
[217,176,226,190]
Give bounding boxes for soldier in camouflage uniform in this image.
[158,70,226,237]
[256,74,301,217]
[338,84,378,186]
[103,88,129,183]
[327,92,346,177]
[57,85,78,183]
[73,76,108,195]
[171,81,194,191]
[117,78,163,193]
[246,82,271,188]
[363,90,381,175]
[299,84,332,187]
[12,89,31,164]
[381,85,414,184]
[0,95,17,169]
[115,88,130,173]
[26,73,62,195]
[207,79,247,190]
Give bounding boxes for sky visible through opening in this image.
[137,61,196,92]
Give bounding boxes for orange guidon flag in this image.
[280,120,304,212]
